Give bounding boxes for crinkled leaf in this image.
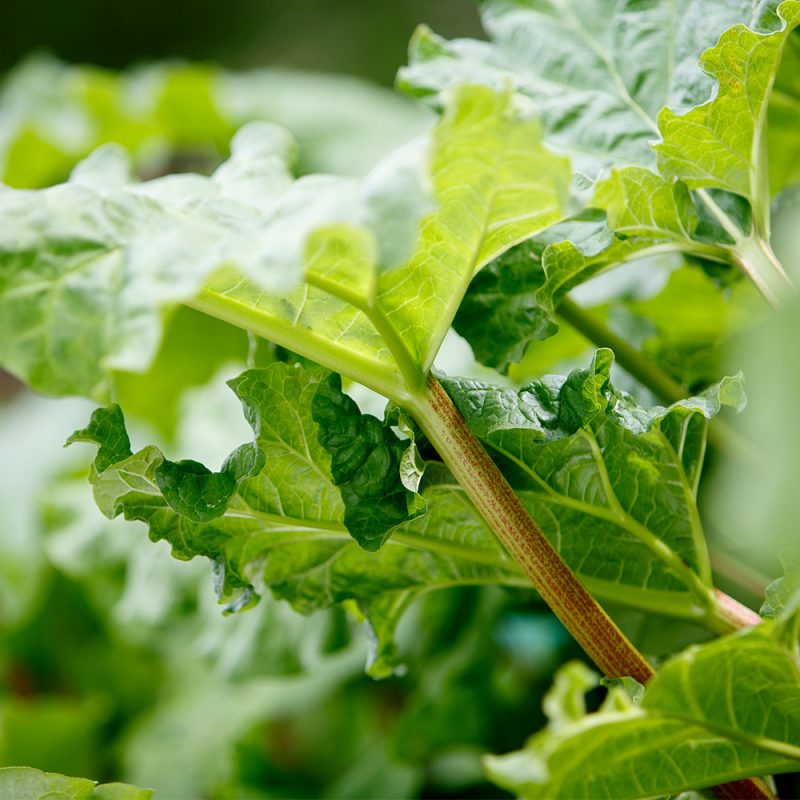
[592,167,698,240]
[455,215,653,372]
[312,372,425,551]
[401,2,795,328]
[0,767,151,800]
[68,363,524,677]
[399,0,786,179]
[485,611,800,799]
[656,2,800,208]
[440,349,745,618]
[0,85,568,407]
[65,405,132,473]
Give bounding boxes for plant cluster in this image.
[1,2,799,798]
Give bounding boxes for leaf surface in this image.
[402,1,797,347]
[440,349,745,618]
[0,85,569,404]
[68,363,524,677]
[656,2,800,217]
[70,357,745,676]
[0,767,151,800]
[400,0,786,178]
[486,607,800,798]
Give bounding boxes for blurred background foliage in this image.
[0,2,798,798]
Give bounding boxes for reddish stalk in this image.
[415,375,773,800]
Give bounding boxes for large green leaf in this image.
[0,84,569,405]
[440,349,746,621]
[485,603,800,799]
[0,117,425,400]
[399,0,786,179]
[68,362,526,677]
[402,1,796,343]
[0,767,151,800]
[69,357,746,678]
[656,2,800,226]
[0,55,429,187]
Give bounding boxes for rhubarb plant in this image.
[1,1,799,798]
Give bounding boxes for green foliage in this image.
[1,4,800,799]
[0,768,151,800]
[440,349,744,620]
[312,372,425,551]
[486,601,800,798]
[405,0,798,371]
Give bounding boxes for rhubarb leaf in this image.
[67,363,524,677]
[592,167,698,241]
[399,0,786,179]
[441,349,745,618]
[485,608,800,799]
[0,84,568,405]
[0,767,151,800]
[69,356,747,665]
[0,121,425,400]
[401,2,797,320]
[454,215,650,372]
[656,2,800,215]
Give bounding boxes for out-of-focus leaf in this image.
[768,31,800,193]
[0,85,568,407]
[762,555,800,618]
[0,767,151,800]
[0,56,430,187]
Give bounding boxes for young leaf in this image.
[485,608,800,799]
[0,767,151,800]
[439,349,745,622]
[656,2,800,228]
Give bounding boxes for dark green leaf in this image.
[312,372,425,551]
